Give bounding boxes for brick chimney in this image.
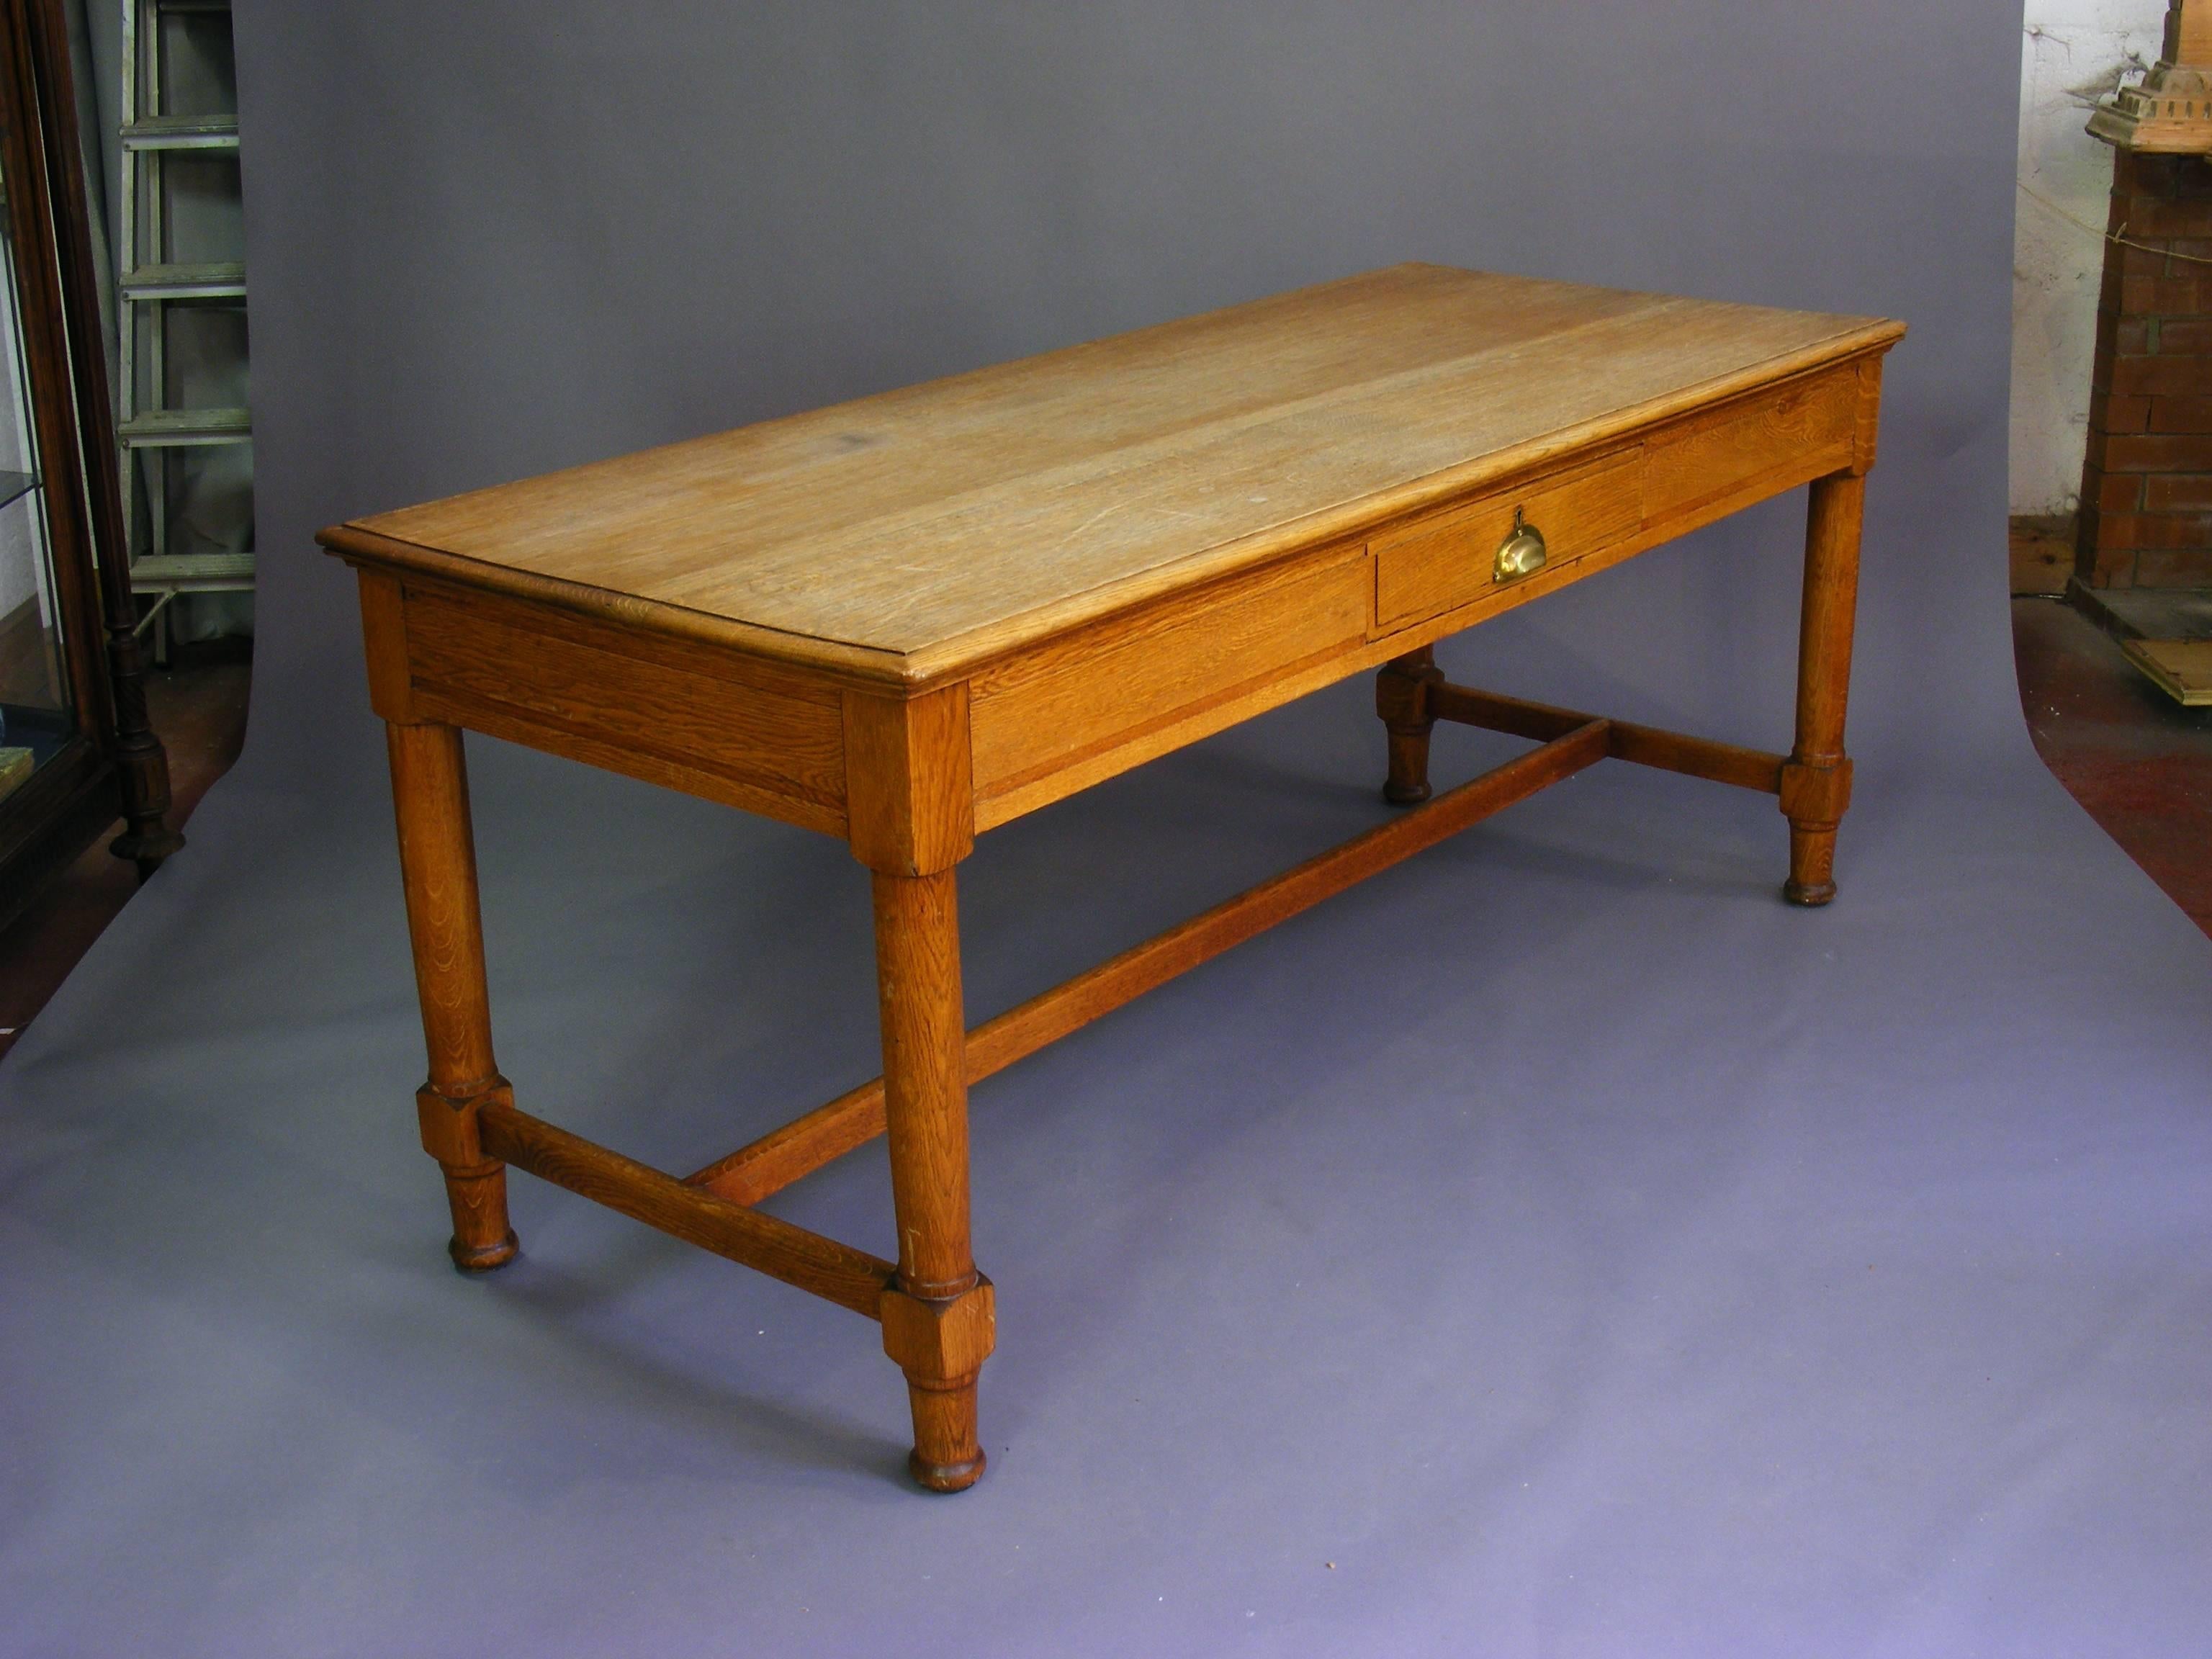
[2080,0,2212,588]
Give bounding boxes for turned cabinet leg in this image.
[1781,472,1864,906]
[871,866,993,1492]
[102,614,184,880]
[387,721,518,1272]
[1376,645,1444,805]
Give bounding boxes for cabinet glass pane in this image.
[0,146,74,806]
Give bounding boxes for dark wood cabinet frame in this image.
[0,0,178,922]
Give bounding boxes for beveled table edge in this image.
[314,317,1906,694]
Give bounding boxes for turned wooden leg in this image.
[871,866,993,1492]
[387,721,518,1271]
[101,613,184,881]
[1376,645,1444,805]
[842,685,993,1491]
[1781,472,1863,906]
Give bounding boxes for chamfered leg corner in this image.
[1778,755,1851,907]
[881,1272,995,1491]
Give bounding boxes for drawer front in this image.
[1372,450,1643,631]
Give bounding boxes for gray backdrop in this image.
[5,4,2209,1655]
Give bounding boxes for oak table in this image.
[320,264,1905,1493]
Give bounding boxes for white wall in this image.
[2011,0,2167,517]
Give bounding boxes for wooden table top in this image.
[329,264,1900,681]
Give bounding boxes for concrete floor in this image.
[0,601,2205,1061]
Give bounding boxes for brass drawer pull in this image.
[1493,508,1547,583]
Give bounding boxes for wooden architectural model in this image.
[2090,0,2212,153]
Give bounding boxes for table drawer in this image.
[1372,450,1643,630]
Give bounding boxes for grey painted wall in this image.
[229,2,2025,791]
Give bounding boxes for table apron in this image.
[348,352,1876,861]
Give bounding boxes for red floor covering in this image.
[2013,595,2212,938]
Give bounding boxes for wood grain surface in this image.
[322,264,1900,683]
[477,1100,894,1317]
[385,720,518,1270]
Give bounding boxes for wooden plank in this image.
[1640,365,1857,533]
[2121,637,2212,706]
[322,266,1902,683]
[406,575,849,703]
[1426,683,1784,792]
[969,547,1370,813]
[405,685,846,834]
[478,1100,895,1317]
[689,1076,895,1211]
[2009,514,2073,597]
[974,631,1390,831]
[402,580,848,833]
[325,524,915,687]
[686,719,1610,1205]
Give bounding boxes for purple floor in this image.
[4,6,2207,1654]
[3,671,2208,1655]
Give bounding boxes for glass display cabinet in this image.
[0,0,175,918]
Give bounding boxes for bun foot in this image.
[907,1446,986,1493]
[1783,820,1839,908]
[902,1372,985,1491]
[449,1229,519,1272]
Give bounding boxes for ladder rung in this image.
[121,261,246,300]
[120,114,239,150]
[128,552,256,588]
[118,408,252,447]
[0,469,38,511]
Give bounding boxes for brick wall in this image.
[2078,152,2212,588]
